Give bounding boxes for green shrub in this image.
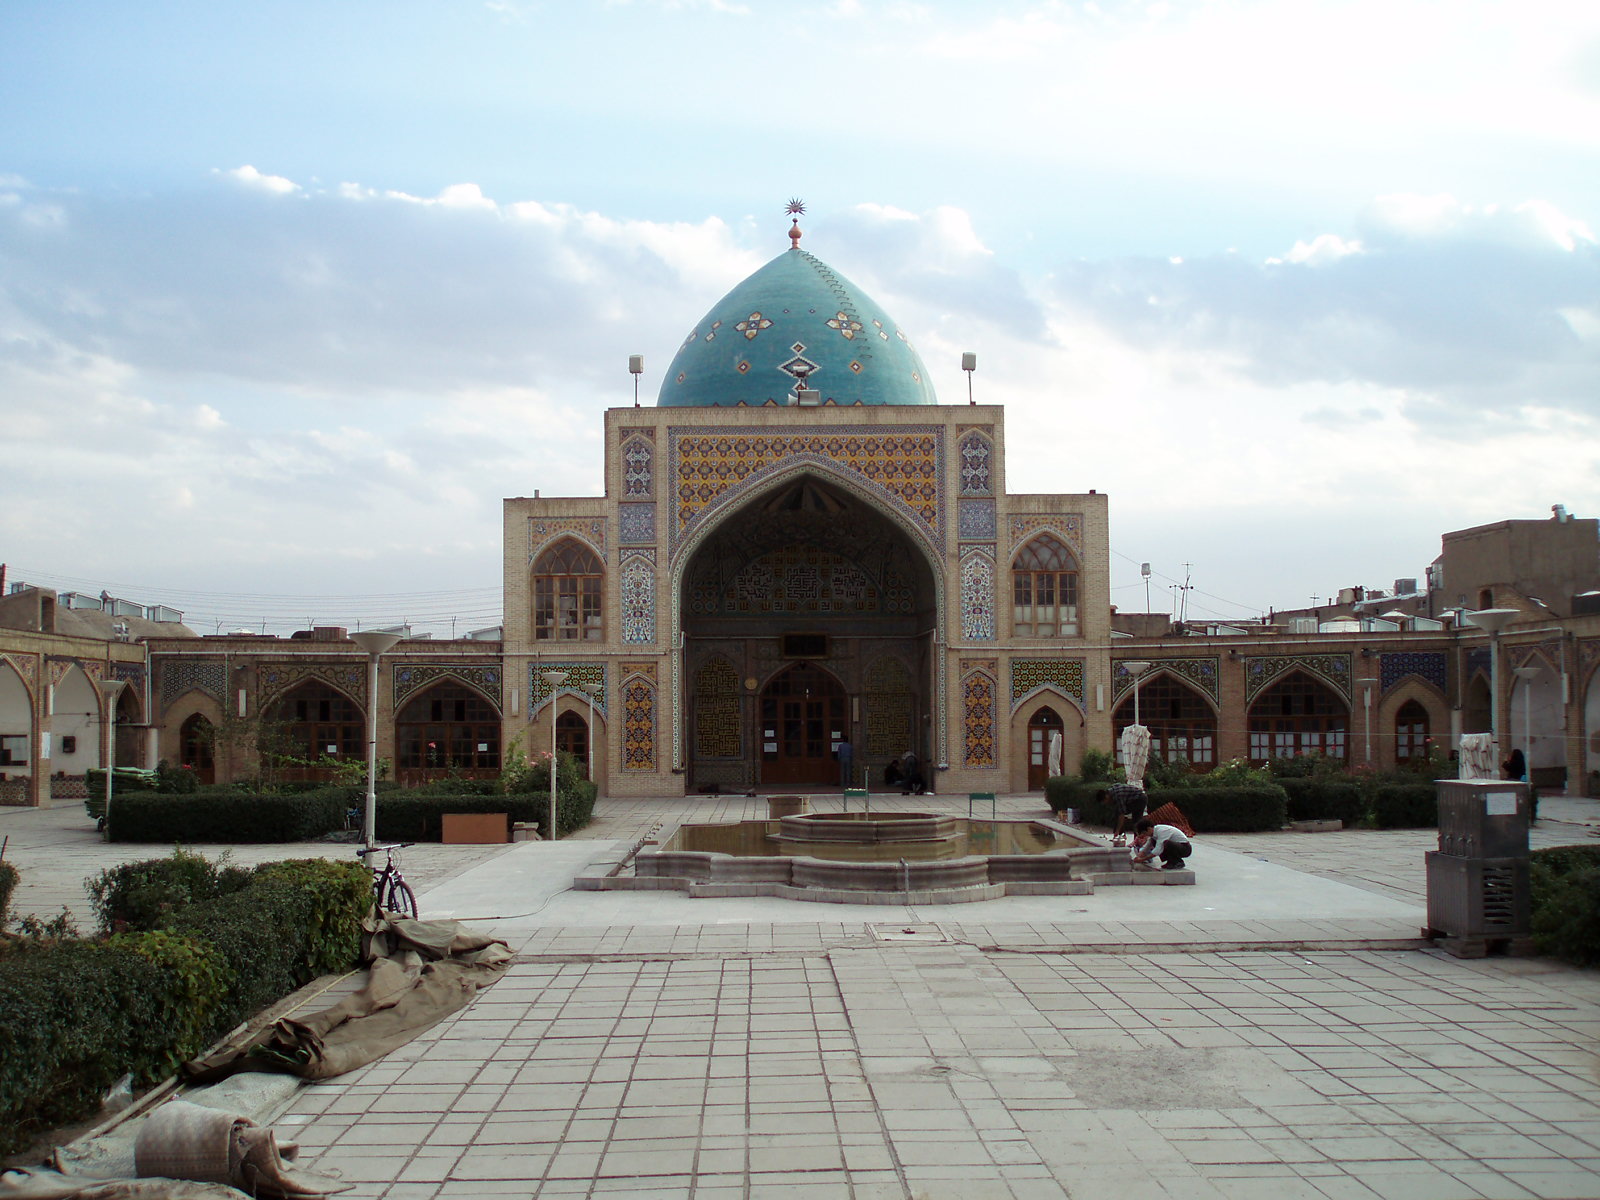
[1078,749,1119,783]
[0,860,16,924]
[1147,784,1287,832]
[156,761,200,794]
[107,928,231,1075]
[1530,845,1600,967]
[107,791,347,843]
[375,793,540,843]
[86,847,252,932]
[1043,776,1112,820]
[0,940,176,1155]
[253,858,373,973]
[1278,777,1367,826]
[1372,782,1437,828]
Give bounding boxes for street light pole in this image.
[98,677,127,838]
[1512,665,1540,781]
[351,631,403,848]
[1357,678,1377,764]
[1465,608,1518,754]
[582,680,602,784]
[541,670,569,841]
[1122,661,1153,727]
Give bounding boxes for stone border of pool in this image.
[572,817,1194,904]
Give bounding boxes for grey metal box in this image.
[1425,852,1531,940]
[1436,780,1530,858]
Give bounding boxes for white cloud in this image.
[220,165,301,195]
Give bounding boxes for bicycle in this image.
[356,842,419,920]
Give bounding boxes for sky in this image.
[2,0,1598,636]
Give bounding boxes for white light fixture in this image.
[351,630,403,847]
[629,354,643,406]
[541,670,569,840]
[961,351,977,404]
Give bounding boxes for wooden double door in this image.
[759,663,848,787]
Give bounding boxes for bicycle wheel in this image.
[384,878,419,920]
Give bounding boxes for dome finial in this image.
[786,198,805,246]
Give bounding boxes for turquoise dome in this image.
[657,247,937,407]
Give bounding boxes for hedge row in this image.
[0,861,16,924]
[1530,845,1600,968]
[1044,779,1288,832]
[1277,777,1367,826]
[106,780,600,843]
[0,854,370,1156]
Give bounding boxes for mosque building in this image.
[2,212,1598,807]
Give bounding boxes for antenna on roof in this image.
[786,198,805,247]
[629,354,643,406]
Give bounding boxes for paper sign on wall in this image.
[1485,792,1518,816]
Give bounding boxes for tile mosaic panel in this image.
[1243,653,1353,704]
[960,550,996,641]
[958,430,993,496]
[394,663,502,711]
[1010,659,1085,708]
[529,663,605,715]
[160,659,229,712]
[1465,647,1491,684]
[622,437,653,497]
[619,503,656,545]
[1112,658,1219,704]
[257,662,368,711]
[864,656,914,758]
[1007,514,1083,556]
[527,518,606,559]
[962,669,997,768]
[1379,651,1447,695]
[693,657,741,759]
[690,547,905,615]
[670,427,943,548]
[622,678,656,771]
[1508,642,1561,673]
[958,498,997,540]
[621,551,657,644]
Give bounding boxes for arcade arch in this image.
[1247,671,1348,764]
[1112,673,1217,772]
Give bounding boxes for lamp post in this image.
[98,677,126,838]
[1512,664,1540,782]
[1464,608,1518,752]
[582,680,602,784]
[1357,678,1377,765]
[541,669,569,841]
[351,630,402,848]
[1121,661,1153,726]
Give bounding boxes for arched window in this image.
[533,539,604,641]
[557,710,590,775]
[1395,700,1429,762]
[1247,672,1347,764]
[265,682,363,762]
[180,713,215,782]
[1114,675,1216,770]
[1012,534,1079,638]
[397,683,500,771]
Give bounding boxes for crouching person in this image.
[1131,817,1192,872]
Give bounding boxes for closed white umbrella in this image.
[1120,724,1152,790]
[1047,730,1063,778]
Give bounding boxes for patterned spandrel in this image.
[621,552,656,644]
[394,664,502,710]
[1579,637,1600,683]
[1111,658,1218,704]
[960,551,996,641]
[528,518,606,559]
[1379,651,1447,695]
[622,678,656,771]
[1008,515,1083,556]
[962,670,997,768]
[0,652,39,697]
[1243,653,1353,703]
[670,428,943,547]
[528,663,605,715]
[257,662,367,711]
[693,658,741,759]
[1011,659,1085,707]
[160,659,229,711]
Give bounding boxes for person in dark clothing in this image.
[1107,782,1148,846]
[896,751,925,795]
[1504,747,1527,781]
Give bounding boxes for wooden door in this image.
[1027,707,1063,790]
[759,663,847,786]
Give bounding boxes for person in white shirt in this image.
[1131,818,1192,871]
